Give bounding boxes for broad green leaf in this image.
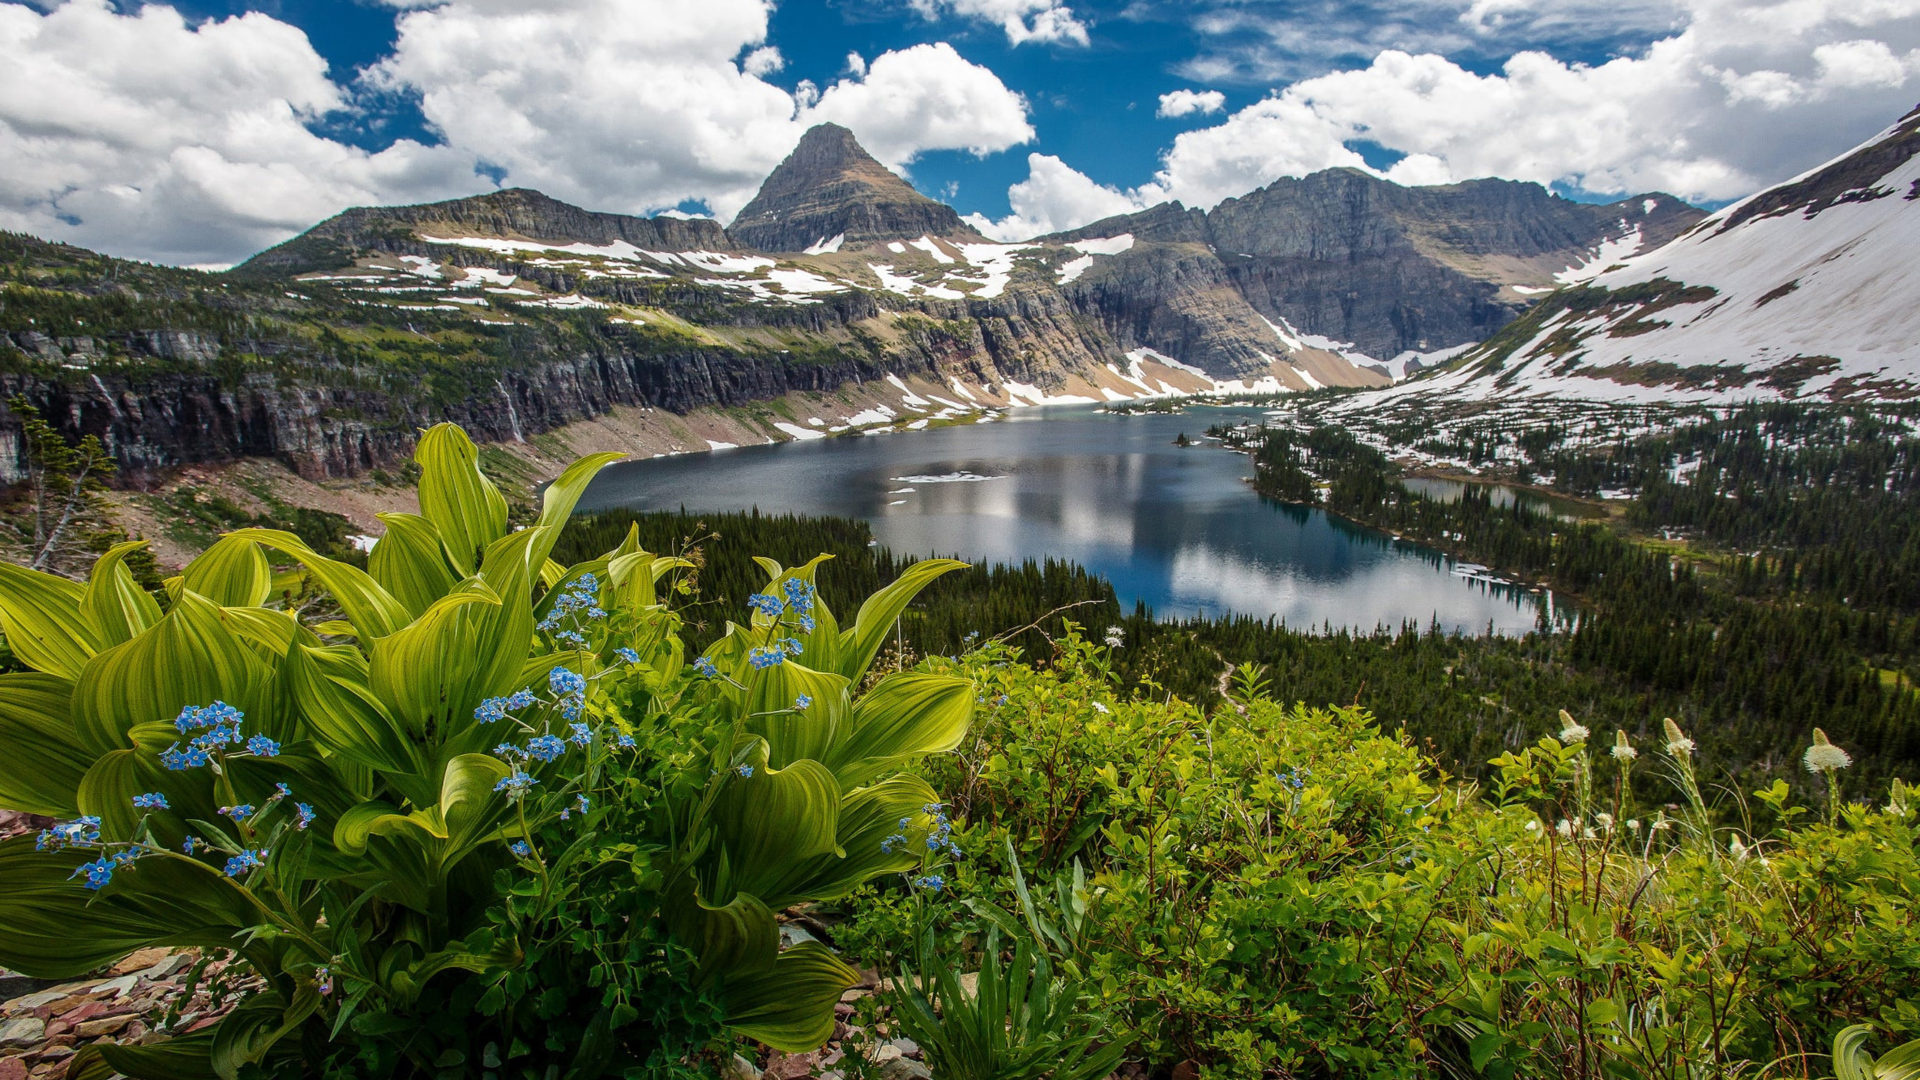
[368,583,529,764]
[70,590,271,756]
[182,534,274,609]
[210,992,318,1080]
[669,887,780,986]
[285,644,432,803]
[416,423,508,575]
[724,941,860,1052]
[824,672,974,788]
[368,513,458,616]
[226,529,411,640]
[530,450,623,565]
[72,1029,220,1080]
[1834,1025,1876,1080]
[699,758,841,908]
[0,560,102,679]
[752,775,936,907]
[1879,1040,1920,1080]
[743,661,851,771]
[80,541,163,646]
[0,837,258,979]
[835,558,967,682]
[0,672,89,816]
[608,551,693,609]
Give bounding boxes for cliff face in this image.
[1056,169,1705,362]
[728,124,984,252]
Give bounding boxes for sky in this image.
[2,0,1917,267]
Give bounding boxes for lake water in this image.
[576,405,1564,634]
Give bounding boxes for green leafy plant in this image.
[0,422,975,1078]
[1835,1025,1920,1080]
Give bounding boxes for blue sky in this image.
[2,0,1916,265]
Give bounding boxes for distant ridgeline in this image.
[1,119,1698,483]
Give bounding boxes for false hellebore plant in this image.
[0,424,972,1078]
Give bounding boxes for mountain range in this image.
[1384,102,1920,405]
[3,121,1702,481]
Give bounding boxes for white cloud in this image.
[0,0,478,266]
[965,153,1147,239]
[0,0,1036,264]
[1156,88,1227,117]
[909,0,1090,46]
[1137,0,1920,208]
[801,43,1035,170]
[741,45,784,77]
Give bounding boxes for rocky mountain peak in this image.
[728,123,985,252]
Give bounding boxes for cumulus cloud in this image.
[1,0,1036,264]
[0,0,478,266]
[965,153,1147,239]
[1143,0,1920,209]
[908,0,1090,46]
[803,42,1035,169]
[1156,89,1227,117]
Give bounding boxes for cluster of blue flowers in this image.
[747,638,803,669]
[1273,766,1312,793]
[538,573,606,649]
[748,578,819,629]
[912,874,946,892]
[36,816,101,852]
[550,666,587,720]
[693,656,720,678]
[160,702,277,770]
[880,804,963,860]
[224,849,268,877]
[474,689,537,724]
[794,694,812,711]
[493,770,538,799]
[131,792,170,810]
[509,840,532,858]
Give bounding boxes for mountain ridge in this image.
[728,123,985,252]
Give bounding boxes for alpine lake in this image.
[576,404,1571,635]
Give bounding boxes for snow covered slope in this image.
[1384,103,1920,405]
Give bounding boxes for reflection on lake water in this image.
[576,406,1568,634]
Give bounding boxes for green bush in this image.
[841,631,1920,1079]
[0,424,974,1078]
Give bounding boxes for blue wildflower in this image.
[615,732,636,749]
[798,614,816,633]
[73,856,115,890]
[219,804,255,822]
[747,645,786,669]
[182,835,206,854]
[693,656,720,678]
[131,792,170,811]
[574,794,590,814]
[494,770,538,797]
[474,696,513,723]
[568,722,591,746]
[510,840,532,858]
[507,689,537,710]
[526,735,566,762]
[781,578,814,614]
[735,764,754,778]
[780,637,803,655]
[223,849,267,877]
[271,782,292,802]
[614,647,640,665]
[746,592,785,618]
[554,630,587,649]
[912,874,946,892]
[160,742,210,771]
[549,667,586,696]
[314,966,332,995]
[294,803,316,831]
[794,694,813,710]
[245,734,281,758]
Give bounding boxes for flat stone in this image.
[108,949,170,977]
[0,993,62,1015]
[762,1051,818,1080]
[720,1053,760,1080]
[877,1060,931,1080]
[74,1014,135,1039]
[0,1018,43,1049]
[0,1055,27,1080]
[90,976,138,999]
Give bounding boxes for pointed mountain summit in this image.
[729,124,985,253]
